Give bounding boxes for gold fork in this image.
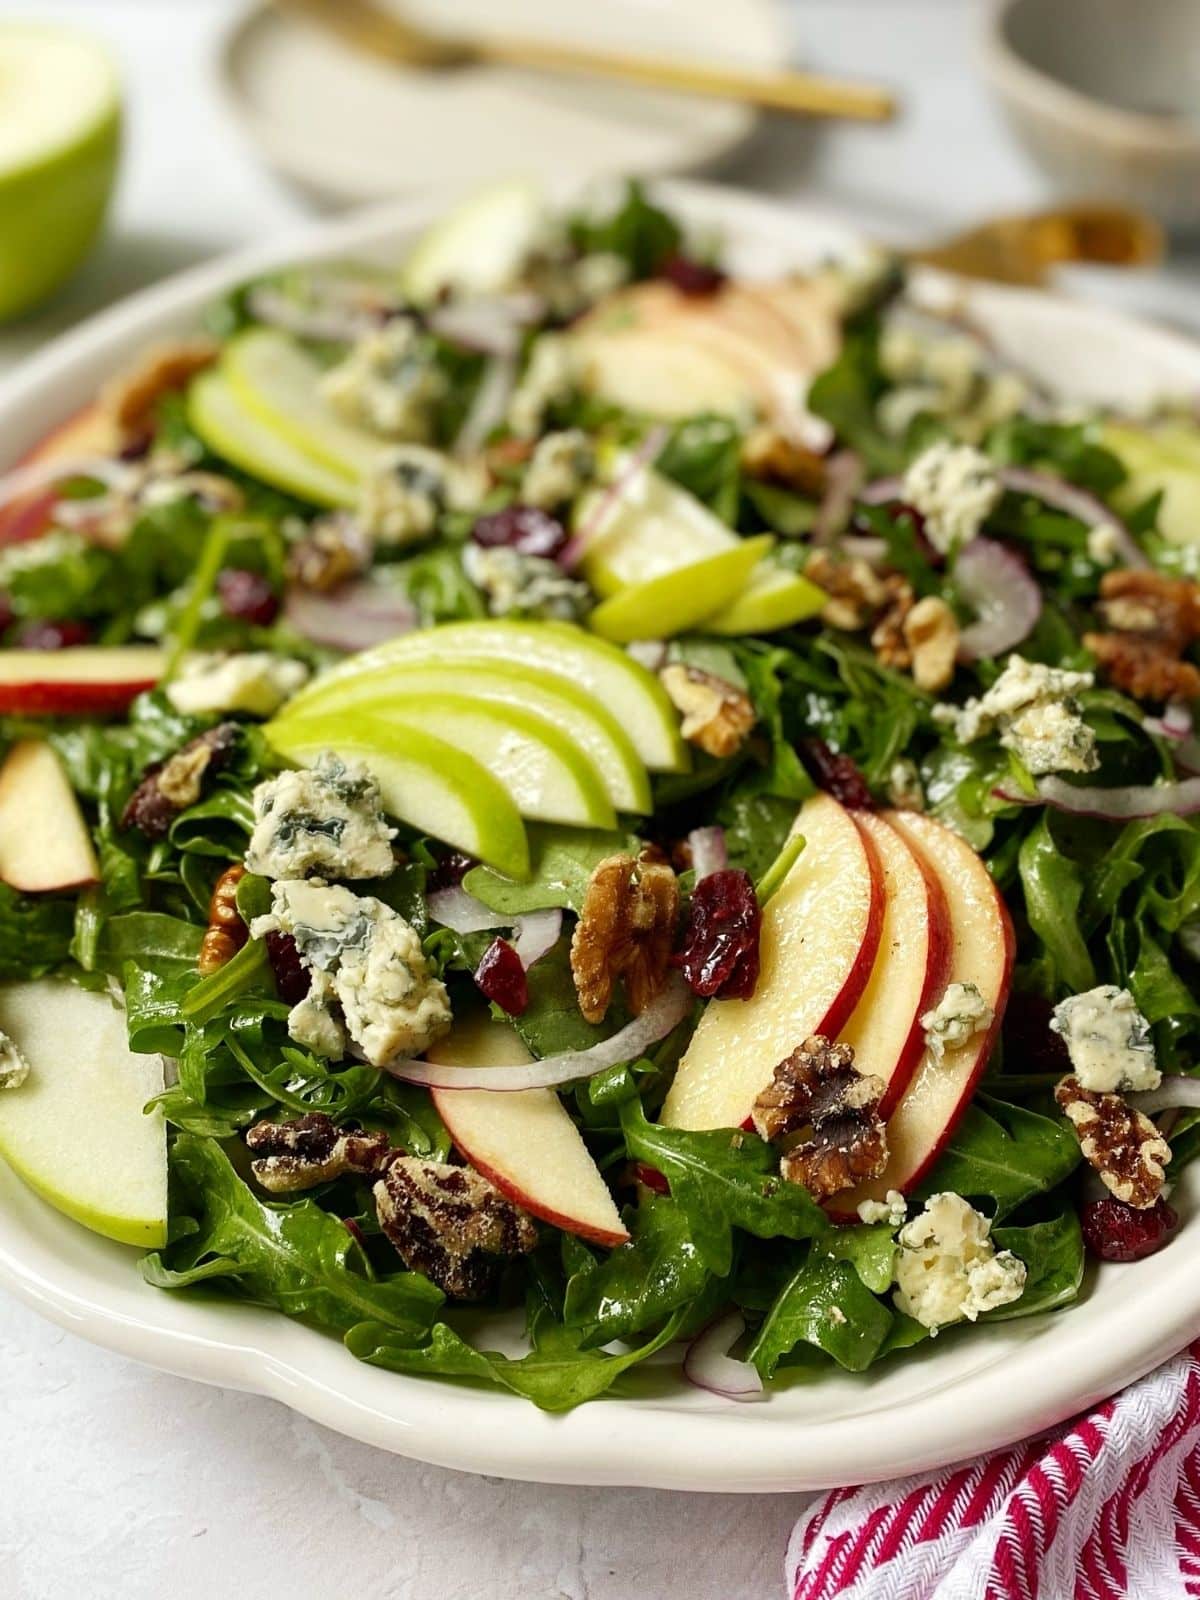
[907,205,1165,288]
[268,0,896,122]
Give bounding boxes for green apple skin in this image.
[588,535,774,643]
[289,620,690,775]
[0,978,166,1248]
[275,657,652,815]
[266,711,531,879]
[189,369,357,509]
[705,562,828,635]
[0,76,120,323]
[401,178,543,304]
[1103,421,1200,547]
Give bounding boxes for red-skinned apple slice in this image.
[837,809,1016,1214]
[427,1013,629,1249]
[0,740,99,893]
[0,646,164,714]
[838,811,952,1118]
[0,403,119,546]
[660,792,885,1132]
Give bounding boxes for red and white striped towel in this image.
[786,1341,1200,1599]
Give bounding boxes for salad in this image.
[0,180,1198,1413]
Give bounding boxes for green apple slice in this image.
[0,977,167,1247]
[280,692,614,829]
[286,657,651,815]
[223,328,391,483]
[401,178,543,304]
[265,711,530,878]
[189,369,357,508]
[288,620,689,775]
[704,560,827,635]
[1103,421,1200,547]
[579,461,750,596]
[588,535,773,643]
[0,24,121,322]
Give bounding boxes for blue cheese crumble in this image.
[322,319,447,441]
[0,1029,29,1090]
[894,1192,1026,1333]
[165,652,309,717]
[507,335,578,439]
[934,654,1099,776]
[245,754,396,881]
[857,1189,907,1229]
[902,441,1002,553]
[251,880,451,1066]
[921,982,993,1064]
[357,445,485,547]
[521,429,595,510]
[1050,985,1160,1094]
[462,544,591,621]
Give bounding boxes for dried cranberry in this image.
[660,254,726,297]
[798,738,874,811]
[474,937,529,1017]
[636,1163,670,1195]
[1002,993,1071,1077]
[16,617,91,650]
[118,431,153,463]
[265,931,311,1005]
[1081,1195,1179,1262]
[471,504,567,560]
[673,868,762,1001]
[217,567,279,626]
[426,850,475,893]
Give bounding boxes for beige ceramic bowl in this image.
[984,0,1200,231]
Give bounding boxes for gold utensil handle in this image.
[475,36,895,122]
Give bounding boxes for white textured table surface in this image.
[2,5,1197,1599]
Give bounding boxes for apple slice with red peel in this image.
[0,740,98,893]
[661,792,885,1132]
[0,645,164,714]
[837,809,1016,1215]
[0,402,119,546]
[838,811,952,1118]
[427,1013,629,1249]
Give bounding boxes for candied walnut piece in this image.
[752,1035,888,1201]
[740,428,828,496]
[374,1156,538,1299]
[245,1112,391,1194]
[902,595,960,692]
[121,722,239,840]
[806,550,890,633]
[659,664,756,760]
[570,852,679,1024]
[101,338,219,444]
[1084,569,1200,704]
[869,576,917,672]
[1054,1075,1171,1209]
[673,868,762,1001]
[198,863,248,976]
[285,513,372,593]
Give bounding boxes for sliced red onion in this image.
[1171,739,1200,777]
[1144,701,1194,742]
[683,1313,763,1402]
[1130,1076,1200,1116]
[382,973,693,1091]
[246,283,382,344]
[687,826,728,881]
[283,579,419,651]
[812,448,864,545]
[625,639,667,673]
[857,474,903,508]
[997,467,1148,569]
[839,533,889,567]
[510,907,563,970]
[558,425,669,571]
[994,775,1200,820]
[426,884,509,935]
[453,353,517,458]
[954,536,1042,662]
[427,295,542,357]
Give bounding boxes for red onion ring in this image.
[425,885,509,935]
[687,826,728,881]
[381,974,692,1091]
[683,1312,763,1402]
[510,907,563,971]
[1144,702,1193,742]
[1130,1076,1200,1116]
[812,448,864,545]
[558,425,669,571]
[857,474,903,508]
[994,775,1200,820]
[246,283,384,344]
[996,466,1148,569]
[283,579,419,651]
[954,536,1042,662]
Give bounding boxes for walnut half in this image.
[1084,569,1200,704]
[570,851,679,1024]
[751,1035,888,1201]
[659,664,756,760]
[374,1156,538,1299]
[1054,1075,1170,1209]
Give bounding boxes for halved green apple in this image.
[223,328,390,483]
[265,712,530,878]
[588,536,772,642]
[400,178,543,304]
[0,977,167,1247]
[285,657,651,815]
[287,620,689,775]
[704,560,827,635]
[189,368,357,508]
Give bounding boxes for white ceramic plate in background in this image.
[219,0,793,206]
[2,183,1200,1491]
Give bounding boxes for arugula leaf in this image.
[565,181,683,280]
[807,321,905,477]
[917,1096,1080,1219]
[562,1194,710,1344]
[656,415,742,523]
[506,940,628,1059]
[619,1100,827,1275]
[81,911,204,980]
[818,1223,897,1294]
[1019,815,1096,992]
[989,1211,1084,1322]
[0,885,74,979]
[464,824,636,916]
[143,1135,443,1337]
[748,1251,894,1377]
